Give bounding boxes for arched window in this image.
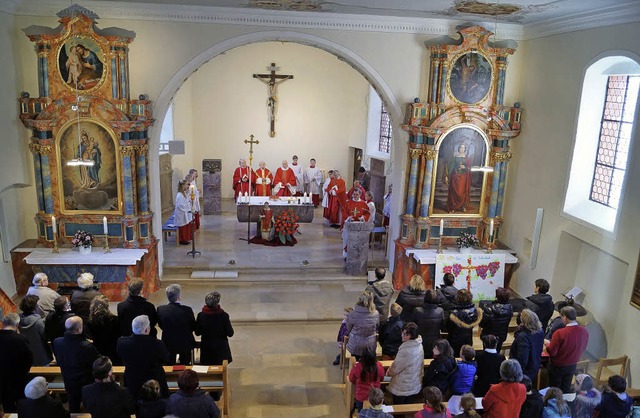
[563,53,640,235]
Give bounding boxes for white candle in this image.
[103,216,108,235]
[439,219,444,236]
[244,191,249,203]
[489,218,494,237]
[52,216,57,235]
[190,184,195,194]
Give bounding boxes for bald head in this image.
[281,160,288,169]
[65,316,83,334]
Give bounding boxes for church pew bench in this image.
[162,213,180,247]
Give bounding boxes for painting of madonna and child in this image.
[58,120,121,214]
[431,126,489,217]
[58,37,104,91]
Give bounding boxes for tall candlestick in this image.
[103,216,108,235]
[52,216,57,235]
[439,219,444,236]
[489,218,494,238]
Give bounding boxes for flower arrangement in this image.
[274,208,300,244]
[456,232,479,249]
[71,230,93,248]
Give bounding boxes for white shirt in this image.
[173,192,193,227]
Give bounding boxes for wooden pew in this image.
[28,361,229,418]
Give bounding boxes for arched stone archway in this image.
[148,31,408,273]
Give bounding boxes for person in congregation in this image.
[571,374,601,418]
[450,345,477,396]
[522,278,555,331]
[519,375,543,418]
[411,289,445,359]
[52,316,100,412]
[117,315,170,399]
[232,158,255,197]
[174,179,194,245]
[304,158,323,206]
[254,161,273,196]
[510,308,545,383]
[195,291,235,365]
[88,294,122,364]
[348,347,385,413]
[136,379,167,418]
[81,356,136,418]
[157,284,196,365]
[479,287,514,352]
[70,272,101,325]
[0,313,33,413]
[332,306,352,366]
[482,359,526,418]
[382,183,392,227]
[290,155,304,196]
[595,375,634,418]
[19,295,53,366]
[387,322,424,404]
[273,159,297,196]
[186,170,201,229]
[117,277,158,337]
[165,369,221,418]
[454,392,480,418]
[17,376,69,418]
[378,303,403,360]
[438,273,459,306]
[358,387,393,418]
[423,339,457,396]
[396,274,427,317]
[446,289,483,357]
[346,291,379,360]
[544,306,589,393]
[473,334,505,397]
[45,295,75,345]
[321,169,334,221]
[325,169,347,228]
[415,386,452,418]
[26,272,61,317]
[542,387,571,418]
[365,267,394,325]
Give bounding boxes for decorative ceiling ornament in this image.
[249,0,323,11]
[455,1,521,16]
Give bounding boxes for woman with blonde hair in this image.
[510,308,544,382]
[88,294,121,364]
[174,179,193,245]
[396,274,427,317]
[346,291,379,359]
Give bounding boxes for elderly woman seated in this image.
[166,369,221,418]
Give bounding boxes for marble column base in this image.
[343,221,374,276]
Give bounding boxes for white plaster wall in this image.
[502,23,640,380]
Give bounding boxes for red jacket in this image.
[546,324,589,367]
[482,382,526,418]
[348,361,385,402]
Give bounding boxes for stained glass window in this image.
[378,102,392,153]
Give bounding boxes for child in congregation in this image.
[595,375,634,418]
[473,334,505,397]
[519,375,543,418]
[542,387,571,418]
[424,339,457,397]
[348,347,385,413]
[450,345,477,396]
[378,303,403,360]
[453,393,480,418]
[416,386,453,418]
[571,374,601,418]
[358,387,393,418]
[333,306,353,365]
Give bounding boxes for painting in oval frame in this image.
[429,124,490,217]
[448,51,493,105]
[57,119,122,214]
[57,35,107,92]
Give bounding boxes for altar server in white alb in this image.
[290,155,304,196]
[174,179,194,245]
[304,158,323,207]
[186,169,200,229]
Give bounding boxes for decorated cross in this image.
[442,255,501,291]
[253,63,294,138]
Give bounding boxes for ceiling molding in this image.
[524,1,640,40]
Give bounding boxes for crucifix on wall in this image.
[253,63,293,138]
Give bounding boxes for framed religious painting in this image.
[56,119,122,214]
[448,51,493,105]
[631,251,640,310]
[57,35,107,92]
[430,124,490,217]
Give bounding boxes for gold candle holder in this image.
[104,235,111,253]
[52,237,59,254]
[486,234,495,253]
[437,237,443,254]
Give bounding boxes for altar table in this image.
[236,196,315,223]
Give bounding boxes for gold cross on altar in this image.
[243,134,259,167]
[253,63,294,138]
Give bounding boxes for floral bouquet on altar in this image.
[274,209,300,244]
[71,230,93,248]
[456,232,479,249]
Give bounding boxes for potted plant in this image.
[274,208,301,244]
[72,230,94,255]
[456,232,479,254]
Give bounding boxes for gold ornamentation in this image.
[136,144,149,155]
[492,151,512,163]
[409,148,423,159]
[29,143,52,155]
[425,149,438,160]
[120,146,135,157]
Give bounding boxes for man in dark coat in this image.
[522,278,554,330]
[52,315,99,413]
[81,356,135,418]
[0,313,33,412]
[365,267,394,324]
[157,284,196,365]
[117,314,170,399]
[479,287,514,352]
[44,296,75,345]
[116,277,158,337]
[408,289,444,358]
[17,376,69,418]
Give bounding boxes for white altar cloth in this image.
[24,248,148,266]
[406,248,518,264]
[239,196,310,206]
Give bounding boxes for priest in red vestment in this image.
[233,159,256,198]
[255,161,273,197]
[273,160,297,196]
[341,188,371,257]
[325,170,347,228]
[347,180,366,200]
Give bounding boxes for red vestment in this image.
[255,168,273,196]
[343,199,370,228]
[446,156,471,212]
[325,178,347,225]
[273,167,297,196]
[233,166,256,197]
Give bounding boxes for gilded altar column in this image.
[429,53,440,103]
[495,151,512,217]
[136,145,149,213]
[399,147,422,245]
[36,44,50,98]
[496,56,509,106]
[488,153,502,219]
[39,147,55,215]
[121,145,138,247]
[110,47,118,98]
[438,56,449,103]
[418,149,437,218]
[29,143,46,213]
